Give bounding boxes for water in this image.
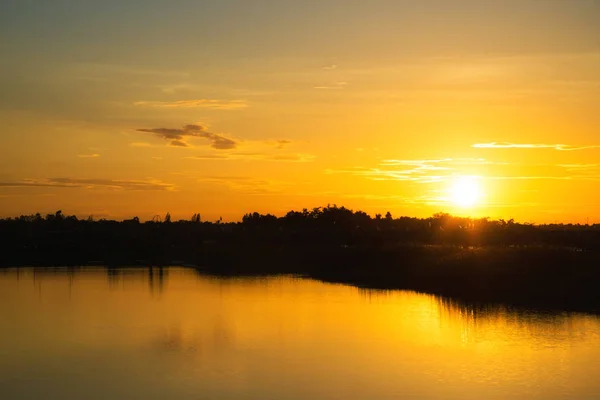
[1,267,600,400]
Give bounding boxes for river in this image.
[1,267,599,399]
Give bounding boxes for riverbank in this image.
[304,246,600,313]
[5,244,597,313]
[190,245,600,313]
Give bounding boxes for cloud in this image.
[261,139,294,149]
[379,158,498,166]
[314,81,347,90]
[185,152,315,163]
[268,154,314,162]
[136,124,237,149]
[488,176,600,181]
[0,178,174,191]
[323,65,337,70]
[169,140,188,147]
[134,99,248,110]
[325,167,446,183]
[473,142,600,151]
[557,164,600,172]
[274,140,292,149]
[558,163,599,168]
[329,159,469,182]
[326,158,513,184]
[328,157,600,185]
[77,153,100,158]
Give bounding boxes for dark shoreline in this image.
[3,207,600,314]
[4,244,600,315]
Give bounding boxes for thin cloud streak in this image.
[489,176,600,181]
[325,167,448,183]
[186,153,316,163]
[327,157,600,184]
[326,158,496,183]
[0,178,174,191]
[379,158,507,167]
[134,99,248,110]
[313,81,347,90]
[473,142,600,151]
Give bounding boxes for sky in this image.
[0,0,599,223]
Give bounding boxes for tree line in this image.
[1,205,599,252]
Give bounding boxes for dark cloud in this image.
[211,136,237,150]
[169,140,188,147]
[275,140,292,149]
[136,124,237,149]
[0,178,174,191]
[0,180,73,188]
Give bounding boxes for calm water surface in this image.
[1,267,600,400]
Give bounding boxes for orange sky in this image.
[1,1,599,223]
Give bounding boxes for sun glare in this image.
[451,176,482,208]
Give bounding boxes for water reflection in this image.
[1,267,600,400]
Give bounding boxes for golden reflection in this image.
[1,268,600,400]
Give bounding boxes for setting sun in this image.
[451,176,482,208]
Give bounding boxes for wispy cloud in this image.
[326,167,448,183]
[557,163,600,172]
[136,124,237,149]
[186,152,315,163]
[473,142,600,151]
[379,158,501,167]
[558,163,599,168]
[77,153,100,158]
[327,158,497,183]
[329,157,600,185]
[134,99,248,110]
[0,178,174,191]
[489,175,600,181]
[314,81,347,90]
[323,65,337,70]
[274,140,292,149]
[260,139,294,149]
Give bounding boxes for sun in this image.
[451,176,482,208]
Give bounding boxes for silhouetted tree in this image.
[0,206,598,271]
